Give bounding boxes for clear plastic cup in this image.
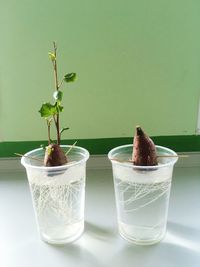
[21,145,89,244]
[108,144,178,245]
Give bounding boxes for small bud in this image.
[48,52,56,61]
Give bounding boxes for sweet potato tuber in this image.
[132,126,158,166]
[44,144,67,167]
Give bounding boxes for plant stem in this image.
[58,77,64,89]
[52,115,60,144]
[56,113,61,144]
[53,41,61,145]
[53,42,59,91]
[47,120,51,145]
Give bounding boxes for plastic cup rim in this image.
[21,145,90,171]
[108,144,178,169]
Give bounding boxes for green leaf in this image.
[53,90,63,101]
[64,73,76,83]
[48,52,56,61]
[39,102,57,118]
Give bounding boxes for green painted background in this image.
[0,0,200,145]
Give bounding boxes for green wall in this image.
[0,1,200,146]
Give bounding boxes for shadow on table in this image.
[46,221,117,266]
[107,221,200,267]
[84,221,116,241]
[47,239,102,267]
[10,221,199,267]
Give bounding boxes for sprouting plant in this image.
[38,42,76,166]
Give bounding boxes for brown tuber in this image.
[44,144,68,167]
[132,126,158,166]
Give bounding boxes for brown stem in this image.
[53,115,60,145]
[56,113,61,145]
[53,41,60,144]
[47,120,51,145]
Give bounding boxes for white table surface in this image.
[0,167,200,267]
